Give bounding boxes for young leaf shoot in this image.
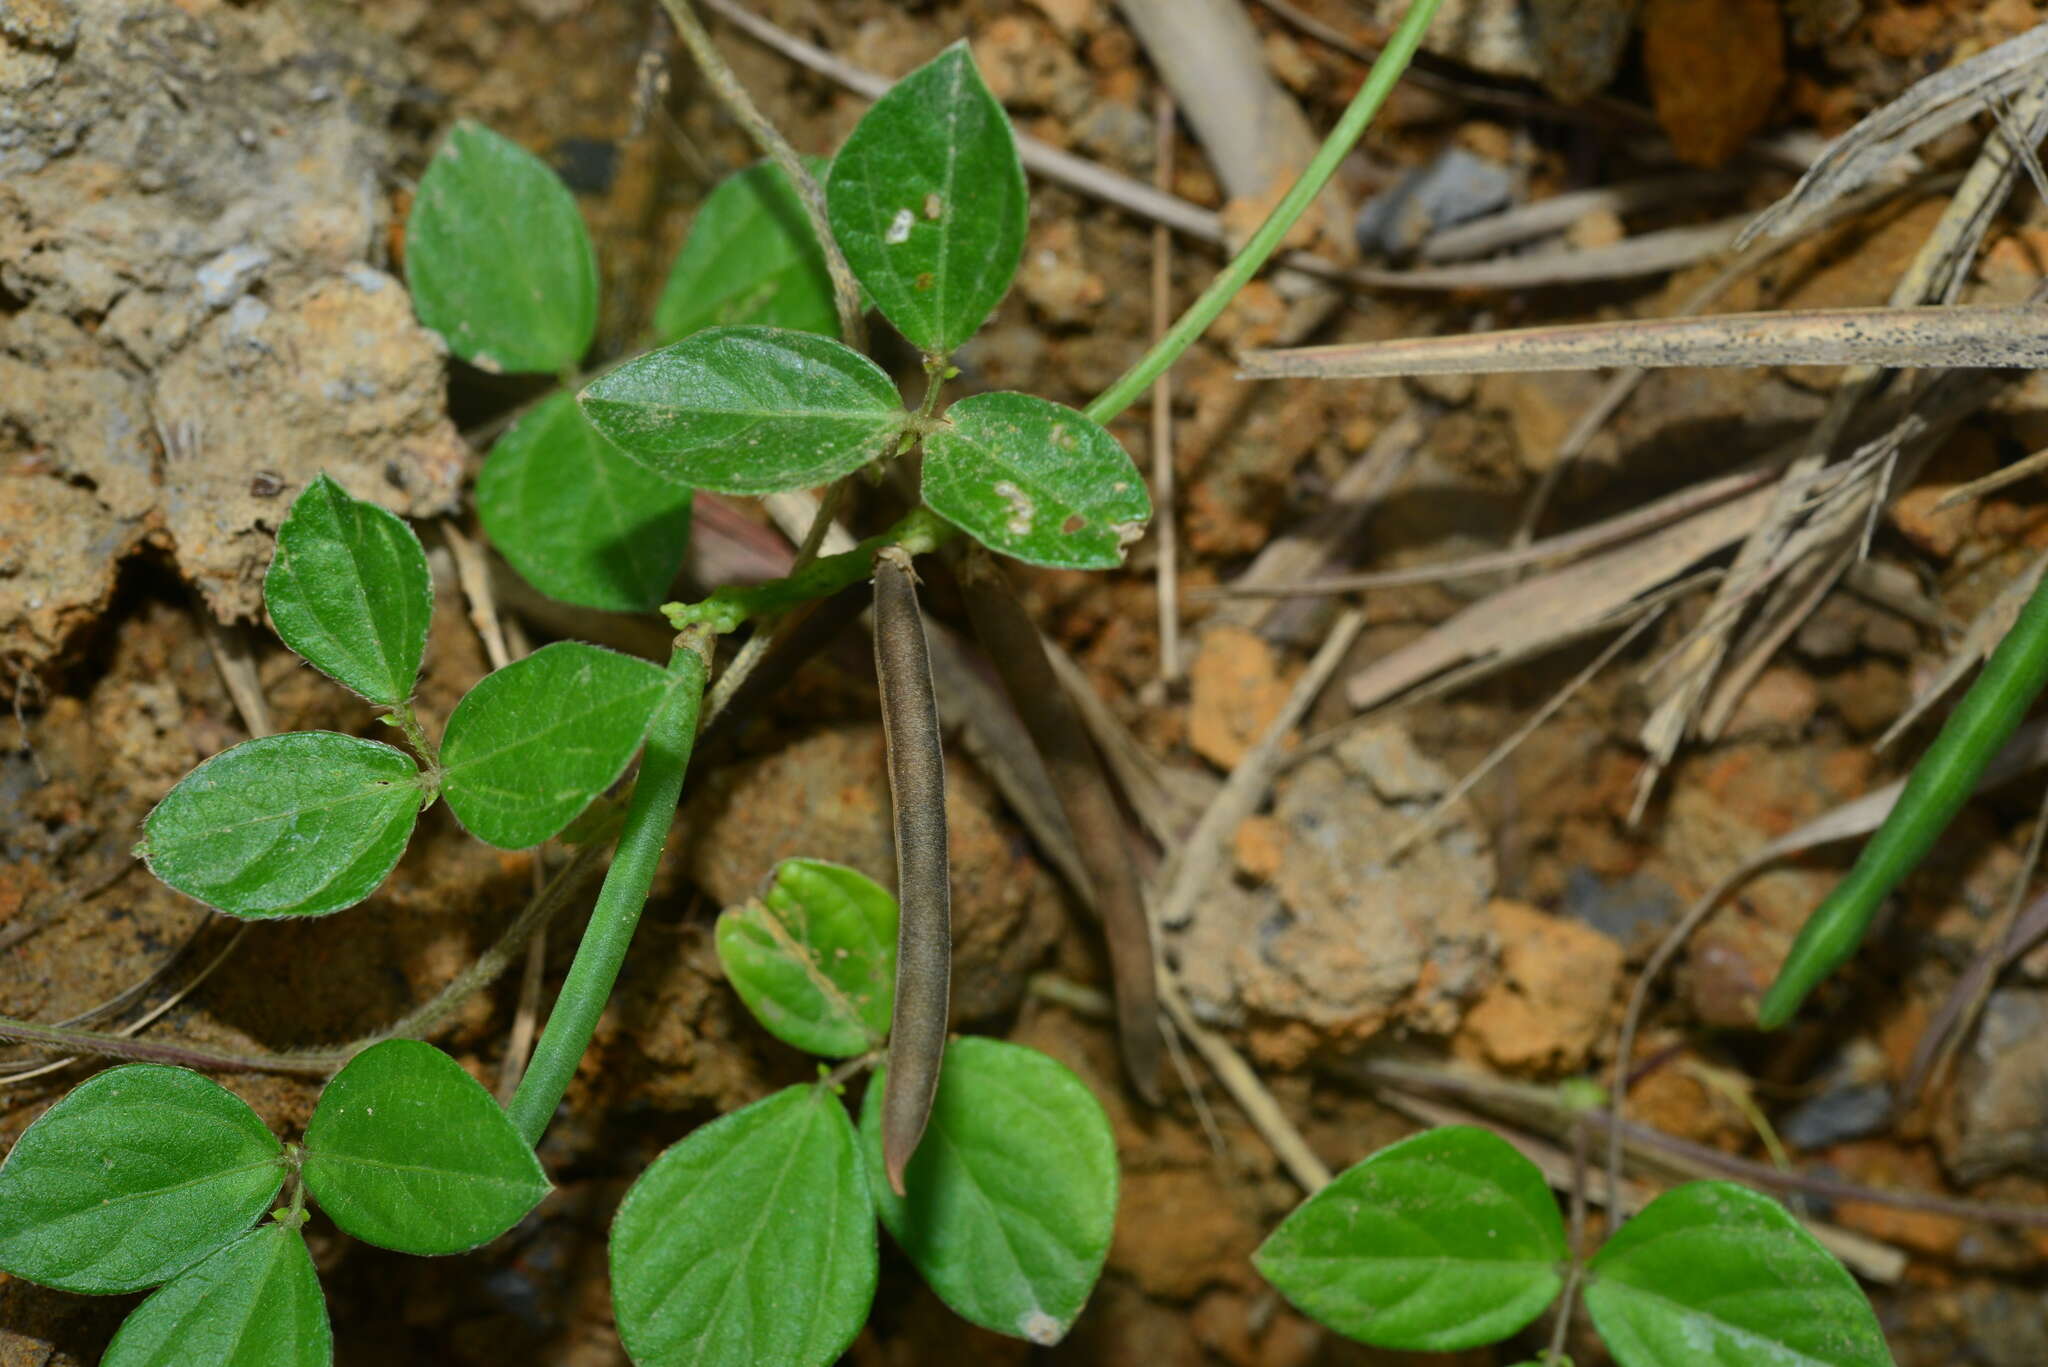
[825,43,1027,356]
[263,475,434,708]
[860,1038,1116,1345]
[921,392,1151,569]
[579,326,908,494]
[300,1041,550,1256]
[1254,1126,1568,1352]
[656,157,841,343]
[610,1085,876,1367]
[101,1223,332,1367]
[138,733,424,919]
[714,857,898,1058]
[477,392,695,614]
[404,120,600,375]
[0,1067,285,1294]
[438,640,677,850]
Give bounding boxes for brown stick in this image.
[873,549,951,1195]
[956,547,1163,1102]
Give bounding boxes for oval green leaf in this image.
[103,1223,331,1367]
[1585,1182,1893,1367]
[922,392,1150,570]
[579,327,906,495]
[301,1040,549,1256]
[405,120,599,375]
[264,475,433,706]
[860,1037,1116,1345]
[0,1066,284,1294]
[611,1084,876,1367]
[439,640,674,849]
[477,392,694,613]
[657,158,840,343]
[716,858,898,1058]
[825,43,1026,355]
[138,732,423,919]
[1253,1126,1567,1352]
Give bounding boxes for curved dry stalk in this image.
[873,548,951,1195]
[1242,301,2048,382]
[956,547,1162,1102]
[656,0,866,350]
[0,839,608,1078]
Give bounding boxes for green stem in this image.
[1081,0,1446,427]
[389,702,437,770]
[504,634,712,1146]
[664,507,956,634]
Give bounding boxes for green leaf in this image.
[139,732,423,919]
[611,1084,876,1367]
[439,640,675,849]
[1253,1126,1567,1352]
[860,1038,1115,1345]
[0,1066,284,1294]
[825,43,1027,355]
[657,158,840,343]
[1585,1182,1894,1367]
[263,475,434,706]
[715,858,897,1058]
[102,1223,330,1367]
[477,392,694,613]
[301,1040,549,1256]
[579,327,906,495]
[404,120,599,375]
[922,392,1150,570]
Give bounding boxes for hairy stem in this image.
[504,633,712,1146]
[658,0,866,351]
[1081,0,1445,426]
[665,506,955,634]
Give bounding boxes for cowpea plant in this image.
[611,857,1117,1361]
[1257,1126,1895,1367]
[0,466,702,1362]
[5,4,1900,1363]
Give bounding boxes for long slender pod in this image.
[873,548,952,1194]
[956,546,1163,1101]
[1759,568,2048,1027]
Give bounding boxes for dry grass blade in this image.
[1419,172,1746,262]
[1932,441,2048,510]
[1739,23,2048,246]
[697,0,1729,295]
[1387,605,1666,861]
[1242,302,2048,381]
[1213,453,1779,600]
[1343,484,1775,712]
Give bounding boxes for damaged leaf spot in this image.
[993,481,1035,536]
[921,391,1151,569]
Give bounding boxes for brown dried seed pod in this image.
[873,546,951,1195]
